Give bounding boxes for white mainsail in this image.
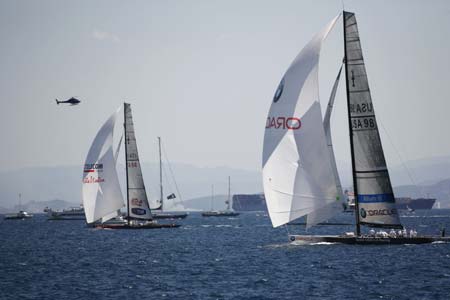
[82,108,124,224]
[343,12,402,228]
[124,103,153,220]
[262,15,341,228]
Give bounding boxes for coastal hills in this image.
[1,156,450,213]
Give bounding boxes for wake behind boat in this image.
[82,103,180,229]
[97,220,179,229]
[262,11,447,245]
[289,234,450,245]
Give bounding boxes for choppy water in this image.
[1,210,450,300]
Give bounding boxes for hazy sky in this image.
[1,0,450,173]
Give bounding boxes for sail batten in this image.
[344,11,402,229]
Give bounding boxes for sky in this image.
[1,0,450,173]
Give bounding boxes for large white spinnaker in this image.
[114,133,124,162]
[306,64,345,227]
[82,108,125,224]
[262,15,341,228]
[98,133,124,223]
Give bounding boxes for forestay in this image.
[82,108,124,224]
[124,103,153,220]
[344,11,402,228]
[262,15,342,228]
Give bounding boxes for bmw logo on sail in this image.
[360,208,367,218]
[273,78,285,103]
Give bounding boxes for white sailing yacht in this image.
[262,11,449,244]
[4,193,33,220]
[202,177,239,217]
[82,103,180,229]
[150,137,188,220]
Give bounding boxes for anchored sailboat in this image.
[4,193,33,220]
[262,11,449,244]
[82,103,179,229]
[151,137,188,220]
[202,177,240,217]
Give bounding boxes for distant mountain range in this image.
[336,155,450,187]
[0,199,76,214]
[1,156,449,213]
[388,155,450,186]
[0,162,261,213]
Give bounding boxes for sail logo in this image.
[352,117,376,130]
[273,78,285,103]
[83,164,105,183]
[360,208,398,218]
[360,208,367,218]
[82,176,105,184]
[266,117,301,130]
[349,103,373,114]
[83,163,103,173]
[131,198,143,207]
[131,208,146,215]
[366,209,398,217]
[128,162,138,168]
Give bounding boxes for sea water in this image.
[0,210,449,299]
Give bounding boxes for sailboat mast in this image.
[343,11,361,236]
[211,184,214,211]
[227,176,231,210]
[158,137,163,211]
[124,103,130,226]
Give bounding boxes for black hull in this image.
[289,235,450,245]
[48,217,86,221]
[4,216,32,220]
[288,222,353,226]
[152,212,188,219]
[202,211,240,217]
[95,223,181,229]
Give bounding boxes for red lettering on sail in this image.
[83,176,105,183]
[266,117,301,130]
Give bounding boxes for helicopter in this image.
[55,97,81,105]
